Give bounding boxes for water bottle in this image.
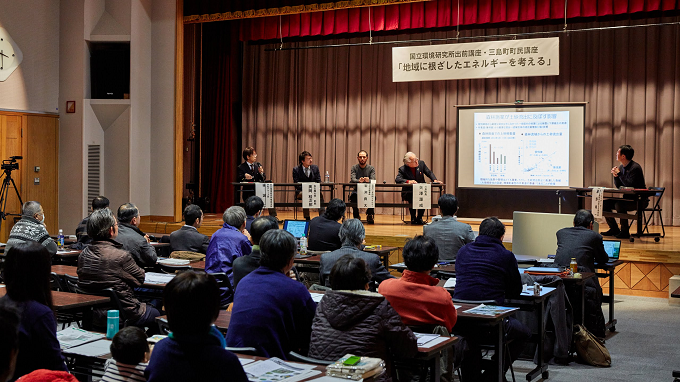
[570,258,578,274]
[324,171,330,183]
[299,235,308,255]
[57,229,65,250]
[106,310,119,339]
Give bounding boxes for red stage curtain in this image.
[201,21,241,213]
[239,0,680,41]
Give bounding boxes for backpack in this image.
[573,324,611,367]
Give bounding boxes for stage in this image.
[141,212,680,299]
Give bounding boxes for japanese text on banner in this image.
[591,187,604,219]
[302,183,320,209]
[358,183,376,209]
[413,183,432,210]
[255,183,275,209]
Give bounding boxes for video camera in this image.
[1,156,22,171]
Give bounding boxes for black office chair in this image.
[157,317,171,335]
[50,272,65,291]
[63,274,79,293]
[288,351,333,365]
[51,272,82,329]
[642,186,665,240]
[72,282,131,329]
[156,235,172,258]
[208,272,234,309]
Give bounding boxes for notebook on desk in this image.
[603,239,621,261]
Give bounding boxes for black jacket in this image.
[307,216,341,252]
[232,248,262,289]
[292,164,321,194]
[116,223,157,267]
[169,226,210,254]
[395,160,437,200]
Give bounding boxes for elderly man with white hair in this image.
[5,201,57,255]
[395,152,442,225]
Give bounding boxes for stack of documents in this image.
[157,258,191,266]
[57,327,105,349]
[144,272,176,285]
[243,357,320,382]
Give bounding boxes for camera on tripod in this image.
[1,156,22,171]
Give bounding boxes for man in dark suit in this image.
[395,152,442,225]
[169,204,210,253]
[307,198,345,252]
[237,146,277,219]
[292,150,324,219]
[116,203,157,267]
[319,218,394,287]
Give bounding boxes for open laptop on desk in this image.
[603,239,621,262]
[283,219,310,238]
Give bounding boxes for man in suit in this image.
[348,150,376,223]
[169,204,210,253]
[292,150,324,220]
[423,194,475,261]
[319,218,394,287]
[307,198,345,252]
[237,146,277,219]
[116,203,157,267]
[395,152,442,225]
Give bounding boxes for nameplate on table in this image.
[302,183,320,209]
[592,187,605,219]
[413,183,431,210]
[357,183,376,209]
[256,183,275,209]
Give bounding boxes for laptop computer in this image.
[282,220,310,239]
[602,239,621,261]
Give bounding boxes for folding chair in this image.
[642,187,665,240]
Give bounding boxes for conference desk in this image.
[232,182,336,219]
[338,183,446,222]
[573,187,660,241]
[595,260,623,332]
[51,265,173,290]
[0,287,109,330]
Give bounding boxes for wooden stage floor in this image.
[141,211,679,298]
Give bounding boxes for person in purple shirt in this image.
[226,229,317,359]
[0,243,67,381]
[205,206,252,305]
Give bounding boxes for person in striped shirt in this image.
[102,327,150,382]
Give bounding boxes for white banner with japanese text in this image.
[591,187,605,219]
[393,37,559,82]
[255,183,275,209]
[302,182,320,209]
[412,183,432,210]
[357,183,376,209]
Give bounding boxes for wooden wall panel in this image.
[0,114,24,241]
[23,116,59,234]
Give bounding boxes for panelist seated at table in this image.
[602,144,648,239]
[319,219,394,288]
[453,217,530,382]
[227,230,317,360]
[237,146,278,218]
[292,150,325,220]
[0,243,68,380]
[554,209,607,338]
[116,203,158,268]
[75,195,110,244]
[349,150,376,224]
[169,204,210,254]
[395,152,442,225]
[309,255,418,381]
[423,194,475,262]
[146,271,248,382]
[5,201,57,256]
[78,208,161,332]
[379,235,457,333]
[308,198,345,252]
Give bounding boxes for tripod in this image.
[0,165,23,233]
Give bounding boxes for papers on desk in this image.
[443,278,456,288]
[145,272,176,285]
[240,358,256,366]
[64,339,111,357]
[243,357,320,382]
[414,333,440,346]
[463,304,517,316]
[157,258,190,266]
[391,262,406,267]
[57,327,105,349]
[310,293,324,303]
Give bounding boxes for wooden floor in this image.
[141,211,680,298]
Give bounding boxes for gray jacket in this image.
[319,245,394,287]
[423,216,475,261]
[116,223,157,267]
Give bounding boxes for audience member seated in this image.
[319,219,394,287]
[169,204,210,254]
[244,195,264,232]
[555,209,608,338]
[379,235,457,332]
[5,201,57,256]
[12,370,78,382]
[308,198,345,251]
[205,206,252,305]
[102,326,149,382]
[75,195,109,244]
[233,216,279,289]
[453,217,530,382]
[0,243,67,380]
[226,230,317,359]
[309,255,417,381]
[0,299,20,382]
[77,208,160,331]
[146,271,248,382]
[423,194,475,261]
[116,203,158,267]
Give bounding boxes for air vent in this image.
[87,145,101,205]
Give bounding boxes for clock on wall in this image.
[0,27,23,82]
